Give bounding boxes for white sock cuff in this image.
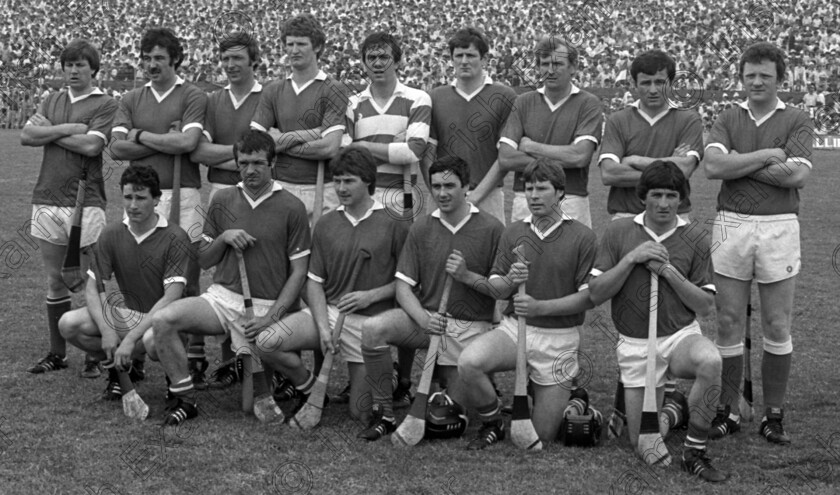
[716,342,744,357]
[763,337,793,355]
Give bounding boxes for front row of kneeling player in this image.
[59,130,726,481]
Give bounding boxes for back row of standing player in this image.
[23,14,812,482]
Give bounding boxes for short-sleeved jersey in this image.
[202,182,311,303]
[250,71,347,184]
[429,78,517,188]
[599,104,704,214]
[499,86,603,196]
[203,83,262,186]
[96,215,190,313]
[706,100,814,215]
[343,82,431,189]
[112,78,207,189]
[490,215,596,328]
[308,202,409,316]
[396,205,504,322]
[30,88,118,208]
[592,214,716,339]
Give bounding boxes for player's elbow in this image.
[80,141,104,157]
[587,279,610,306]
[600,162,621,186]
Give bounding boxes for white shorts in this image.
[156,188,203,243]
[424,312,491,366]
[498,316,581,386]
[616,321,702,388]
[512,193,591,227]
[303,305,367,363]
[712,212,800,283]
[279,180,339,226]
[471,187,506,225]
[200,283,295,364]
[30,204,106,247]
[374,185,425,220]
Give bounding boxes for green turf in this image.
[1,129,838,494]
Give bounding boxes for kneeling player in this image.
[589,161,727,482]
[455,158,596,448]
[359,156,504,441]
[259,147,409,422]
[59,165,189,418]
[151,130,311,425]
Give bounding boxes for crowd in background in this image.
[2,0,839,130]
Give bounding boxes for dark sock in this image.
[476,396,503,423]
[720,355,743,411]
[187,340,206,361]
[295,371,316,395]
[169,377,197,404]
[362,345,395,418]
[762,351,791,410]
[47,296,71,356]
[220,337,234,363]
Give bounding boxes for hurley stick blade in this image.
[511,281,542,450]
[170,154,182,225]
[392,276,453,447]
[637,272,671,466]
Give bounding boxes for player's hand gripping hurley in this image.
[391,275,454,447]
[236,249,256,412]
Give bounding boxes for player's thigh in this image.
[562,195,591,228]
[511,192,529,223]
[458,328,517,376]
[474,187,505,225]
[666,333,721,381]
[154,296,226,336]
[257,310,318,354]
[754,217,800,284]
[757,276,796,340]
[363,309,428,349]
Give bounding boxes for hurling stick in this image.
[392,276,454,447]
[511,281,543,450]
[292,249,373,430]
[236,249,255,412]
[170,154,181,226]
[313,160,325,225]
[403,164,414,220]
[61,166,87,291]
[740,300,755,422]
[637,272,671,466]
[89,246,148,420]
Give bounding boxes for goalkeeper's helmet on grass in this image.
[425,391,468,439]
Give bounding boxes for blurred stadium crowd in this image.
[1,0,838,130]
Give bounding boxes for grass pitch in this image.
[1,129,839,494]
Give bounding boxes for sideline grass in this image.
[1,129,838,494]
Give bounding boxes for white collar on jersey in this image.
[122,213,168,244]
[537,84,580,112]
[629,100,672,126]
[287,70,328,95]
[358,80,409,100]
[145,76,185,103]
[522,212,574,240]
[66,87,105,104]
[431,203,480,234]
[336,200,384,227]
[224,81,263,110]
[634,212,688,243]
[450,74,493,101]
[738,98,786,127]
[236,180,284,209]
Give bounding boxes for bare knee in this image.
[457,349,486,382]
[695,350,722,383]
[362,318,389,348]
[58,309,86,341]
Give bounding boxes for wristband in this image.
[134,129,144,144]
